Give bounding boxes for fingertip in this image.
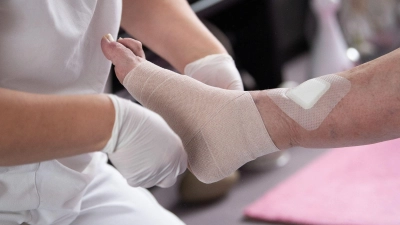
[157,177,176,188]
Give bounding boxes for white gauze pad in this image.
[267,74,351,130]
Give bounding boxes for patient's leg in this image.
[102,35,400,183]
[270,49,400,149]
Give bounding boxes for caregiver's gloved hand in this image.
[184,54,244,91]
[103,94,187,188]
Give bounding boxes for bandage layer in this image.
[123,61,279,183]
[267,74,351,130]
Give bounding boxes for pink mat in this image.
[244,139,400,225]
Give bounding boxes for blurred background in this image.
[109,0,400,224]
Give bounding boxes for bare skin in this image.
[105,36,400,151]
[0,89,114,166]
[121,0,227,72]
[248,49,400,149]
[296,50,400,148]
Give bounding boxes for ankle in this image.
[250,90,301,150]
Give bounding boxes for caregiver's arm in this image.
[0,88,114,166]
[120,0,227,73]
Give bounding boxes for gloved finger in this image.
[227,80,244,91]
[118,38,146,59]
[156,175,177,188]
[157,153,188,188]
[127,177,156,189]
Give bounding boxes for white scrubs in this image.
[0,1,184,224]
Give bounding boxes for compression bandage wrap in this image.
[266,74,351,130]
[123,61,279,183]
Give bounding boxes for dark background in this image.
[111,0,313,93]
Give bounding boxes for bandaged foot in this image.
[101,35,279,183]
[123,62,279,183]
[102,35,400,175]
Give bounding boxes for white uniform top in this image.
[0,0,122,211]
[0,0,121,94]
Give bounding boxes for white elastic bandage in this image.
[123,61,279,183]
[266,74,351,130]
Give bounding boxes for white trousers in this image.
[0,153,184,225]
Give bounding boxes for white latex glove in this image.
[184,54,244,91]
[102,94,187,188]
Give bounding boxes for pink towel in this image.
[244,139,400,225]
